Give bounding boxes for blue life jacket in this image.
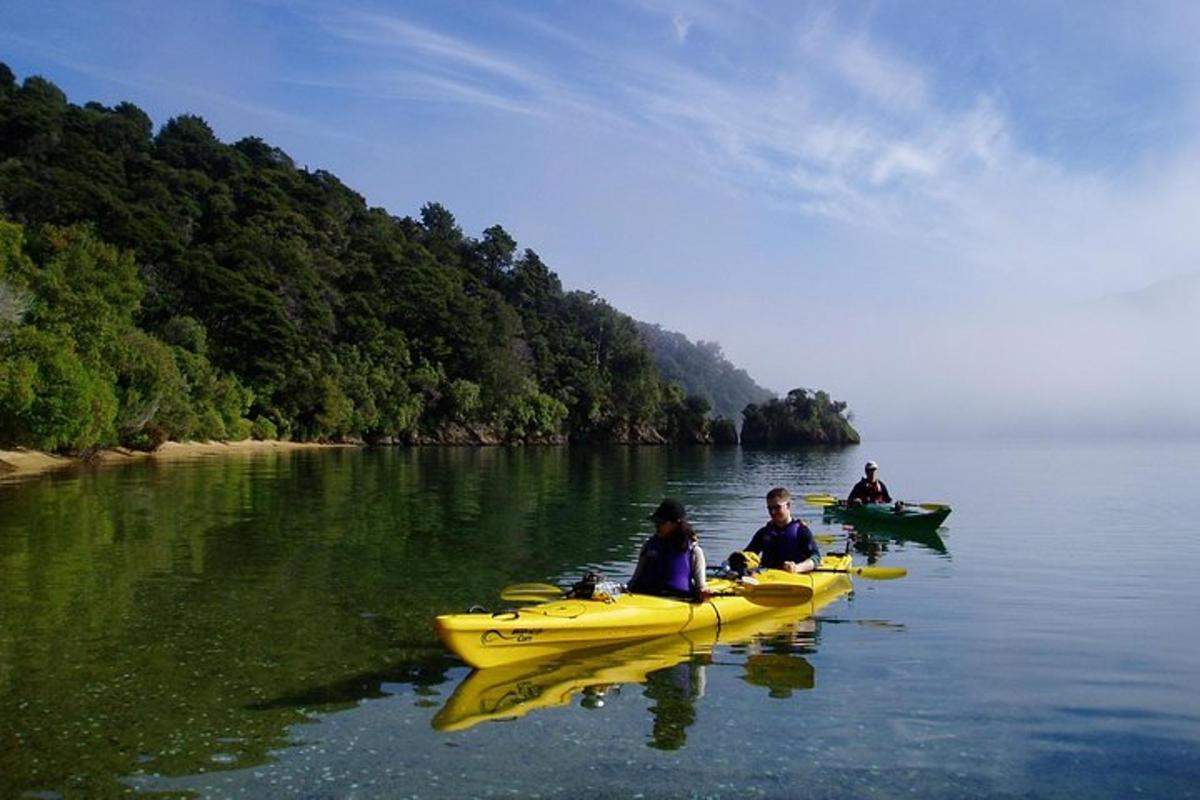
[629,536,695,597]
[751,520,818,569]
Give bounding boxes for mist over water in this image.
[761,272,1200,441]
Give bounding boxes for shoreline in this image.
[0,440,348,482]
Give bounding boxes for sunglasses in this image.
[767,503,787,511]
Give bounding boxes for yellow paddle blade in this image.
[501,592,566,604]
[812,565,906,580]
[848,565,907,580]
[815,534,838,545]
[917,502,951,511]
[499,582,562,603]
[802,493,839,506]
[732,583,814,606]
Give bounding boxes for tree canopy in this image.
[0,64,858,451]
[636,322,774,422]
[740,389,860,446]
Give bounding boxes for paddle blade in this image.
[803,493,839,507]
[741,583,814,603]
[499,582,562,603]
[724,582,811,606]
[849,565,907,580]
[813,565,908,580]
[499,590,563,604]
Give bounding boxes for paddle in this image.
[499,580,815,604]
[730,581,813,602]
[812,565,907,580]
[499,582,563,603]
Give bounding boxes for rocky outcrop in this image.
[740,389,860,446]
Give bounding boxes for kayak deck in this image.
[823,503,950,531]
[435,554,853,669]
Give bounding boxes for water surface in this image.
[1,441,1197,798]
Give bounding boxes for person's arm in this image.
[690,544,708,595]
[804,524,821,569]
[847,480,864,503]
[880,481,892,503]
[742,526,765,554]
[628,540,649,592]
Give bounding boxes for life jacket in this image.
[629,536,695,597]
[755,520,815,569]
[852,478,889,504]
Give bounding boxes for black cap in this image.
[649,498,687,522]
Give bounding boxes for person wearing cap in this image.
[628,498,708,600]
[848,461,892,506]
[738,487,820,574]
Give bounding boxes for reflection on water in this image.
[644,657,707,750]
[5,441,1200,799]
[3,446,663,798]
[845,525,950,560]
[742,653,814,698]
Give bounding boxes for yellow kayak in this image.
[434,554,853,669]
[433,576,847,732]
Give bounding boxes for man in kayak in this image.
[739,488,820,573]
[628,498,709,600]
[847,461,892,506]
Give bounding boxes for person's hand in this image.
[782,561,798,573]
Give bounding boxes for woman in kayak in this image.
[847,461,892,506]
[628,498,709,600]
[739,487,821,573]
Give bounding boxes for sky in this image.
[3,0,1199,439]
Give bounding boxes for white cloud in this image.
[830,36,930,116]
[672,14,692,43]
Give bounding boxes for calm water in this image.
[1,441,1198,798]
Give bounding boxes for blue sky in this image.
[4,0,1199,438]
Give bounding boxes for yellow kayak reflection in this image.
[432,573,850,734]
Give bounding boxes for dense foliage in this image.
[0,64,856,451]
[636,322,773,422]
[740,389,860,445]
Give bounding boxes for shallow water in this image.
[1,441,1198,798]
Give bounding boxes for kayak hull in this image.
[435,554,853,669]
[823,503,950,531]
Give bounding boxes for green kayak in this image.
[823,502,951,532]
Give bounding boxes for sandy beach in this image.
[0,440,348,481]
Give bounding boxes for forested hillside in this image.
[741,389,860,445]
[636,322,774,421]
[0,63,856,451]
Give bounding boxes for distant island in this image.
[0,63,859,452]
